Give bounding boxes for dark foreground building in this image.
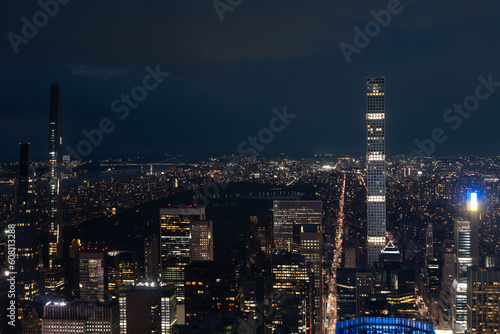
[126,285,162,334]
[184,261,238,321]
[173,315,239,334]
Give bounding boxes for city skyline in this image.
[2,2,500,333]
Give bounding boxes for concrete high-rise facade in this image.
[189,221,213,262]
[145,234,160,281]
[42,301,119,333]
[48,83,63,267]
[273,200,322,253]
[366,77,386,265]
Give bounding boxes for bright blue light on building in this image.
[335,317,436,334]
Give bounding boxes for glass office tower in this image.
[160,207,205,301]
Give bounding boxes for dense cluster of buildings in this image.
[1,79,500,334]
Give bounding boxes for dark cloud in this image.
[70,65,129,80]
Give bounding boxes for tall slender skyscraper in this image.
[299,224,323,334]
[426,221,434,259]
[48,83,63,267]
[145,234,160,281]
[15,143,40,319]
[366,77,386,265]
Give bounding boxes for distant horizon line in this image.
[2,151,500,164]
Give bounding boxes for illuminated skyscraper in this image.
[160,207,205,301]
[271,252,310,333]
[366,77,386,265]
[426,221,433,259]
[14,143,40,320]
[299,224,323,333]
[272,200,322,253]
[455,218,472,280]
[453,217,473,333]
[78,248,107,301]
[48,83,63,267]
[189,221,213,261]
[467,266,500,334]
[451,193,481,334]
[161,283,177,334]
[467,191,480,266]
[39,268,65,296]
[116,283,134,333]
[107,251,139,290]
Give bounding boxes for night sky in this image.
[1,0,499,161]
